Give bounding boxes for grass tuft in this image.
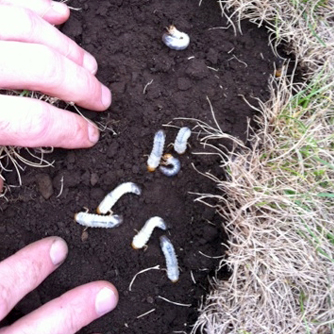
[193,0,334,332]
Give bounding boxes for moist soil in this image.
[0,1,276,333]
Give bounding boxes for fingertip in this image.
[49,237,68,266]
[101,85,112,109]
[40,2,70,25]
[88,123,100,145]
[95,283,119,317]
[83,52,98,74]
[50,1,70,21]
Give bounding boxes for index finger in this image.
[0,5,98,74]
[0,41,111,111]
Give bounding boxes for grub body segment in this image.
[160,235,179,282]
[174,127,191,154]
[97,182,141,214]
[75,212,123,228]
[147,130,166,171]
[132,216,167,249]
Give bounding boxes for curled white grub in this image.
[159,154,181,177]
[132,216,167,249]
[147,130,166,172]
[75,212,122,228]
[160,235,179,282]
[174,127,191,154]
[97,182,141,214]
[162,25,190,51]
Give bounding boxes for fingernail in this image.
[88,123,100,144]
[95,287,118,316]
[51,1,69,16]
[83,52,98,74]
[50,238,68,266]
[101,85,112,108]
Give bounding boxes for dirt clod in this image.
[36,173,54,200]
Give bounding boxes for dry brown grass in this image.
[217,0,334,80]
[193,0,334,333]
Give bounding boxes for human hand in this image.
[0,237,118,334]
[0,0,112,150]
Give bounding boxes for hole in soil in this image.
[0,1,278,333]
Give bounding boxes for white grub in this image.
[159,154,181,177]
[174,127,191,154]
[160,235,179,282]
[147,130,166,172]
[162,25,190,51]
[132,216,167,249]
[75,212,122,228]
[97,182,141,214]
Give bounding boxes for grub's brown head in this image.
[166,25,176,35]
[147,165,156,172]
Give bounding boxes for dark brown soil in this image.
[0,1,276,333]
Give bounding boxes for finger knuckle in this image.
[65,311,78,333]
[0,257,44,320]
[0,282,11,319]
[18,255,43,289]
[21,8,39,37]
[34,46,64,89]
[0,116,11,135]
[58,296,82,333]
[1,6,39,39]
[65,40,84,64]
[71,117,85,138]
[21,102,52,140]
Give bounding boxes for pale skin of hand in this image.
[0,1,118,332]
[0,237,118,334]
[0,0,112,191]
